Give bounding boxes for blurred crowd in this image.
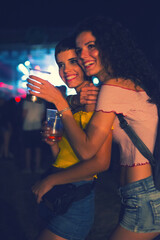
[0,89,66,173]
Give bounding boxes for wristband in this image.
[57,107,71,117]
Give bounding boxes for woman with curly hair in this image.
[28,16,160,239]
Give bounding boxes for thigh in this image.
[37,229,67,240]
[109,225,160,240]
[47,192,95,240]
[38,184,95,240]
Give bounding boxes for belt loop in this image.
[142,180,148,191]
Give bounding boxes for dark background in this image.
[0,0,159,48]
[0,0,160,68]
[0,0,160,99]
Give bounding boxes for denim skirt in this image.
[118,176,160,233]
[39,180,95,240]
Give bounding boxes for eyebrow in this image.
[76,40,95,49]
[68,57,77,61]
[85,41,95,46]
[57,57,77,64]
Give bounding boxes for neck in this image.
[96,68,111,83]
[75,81,90,93]
[84,103,95,112]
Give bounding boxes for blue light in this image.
[24,60,30,66]
[92,76,100,86]
[17,64,29,75]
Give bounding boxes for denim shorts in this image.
[39,180,95,240]
[118,176,160,233]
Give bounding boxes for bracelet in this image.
[57,107,71,117]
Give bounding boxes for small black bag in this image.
[117,111,160,190]
[42,183,77,215]
[41,167,95,215]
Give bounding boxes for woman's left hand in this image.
[27,76,66,108]
[32,176,55,204]
[80,83,99,105]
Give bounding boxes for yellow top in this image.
[53,111,93,168]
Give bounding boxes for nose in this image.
[79,48,88,60]
[63,64,71,73]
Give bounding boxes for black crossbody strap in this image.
[117,114,155,166]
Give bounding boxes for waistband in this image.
[118,176,155,197]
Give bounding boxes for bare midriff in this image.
[120,163,152,186]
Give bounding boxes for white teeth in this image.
[84,62,94,67]
[66,75,76,80]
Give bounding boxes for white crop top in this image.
[96,84,158,166]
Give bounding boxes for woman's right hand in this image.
[27,76,69,111]
[32,176,55,204]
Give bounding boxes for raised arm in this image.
[27,76,116,160]
[32,129,112,203]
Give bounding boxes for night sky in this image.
[0,0,159,33]
[0,0,160,64]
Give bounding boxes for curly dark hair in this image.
[74,16,160,104]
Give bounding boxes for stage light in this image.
[24,60,30,66]
[92,76,100,86]
[0,82,13,90]
[17,64,29,75]
[15,96,21,103]
[21,75,28,81]
[21,81,27,88]
[35,65,41,70]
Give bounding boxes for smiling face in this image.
[56,49,85,90]
[75,31,105,79]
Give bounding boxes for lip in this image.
[83,60,95,70]
[65,74,77,83]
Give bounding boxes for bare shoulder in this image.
[104,78,143,91]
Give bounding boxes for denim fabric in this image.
[119,176,160,232]
[39,180,95,240]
